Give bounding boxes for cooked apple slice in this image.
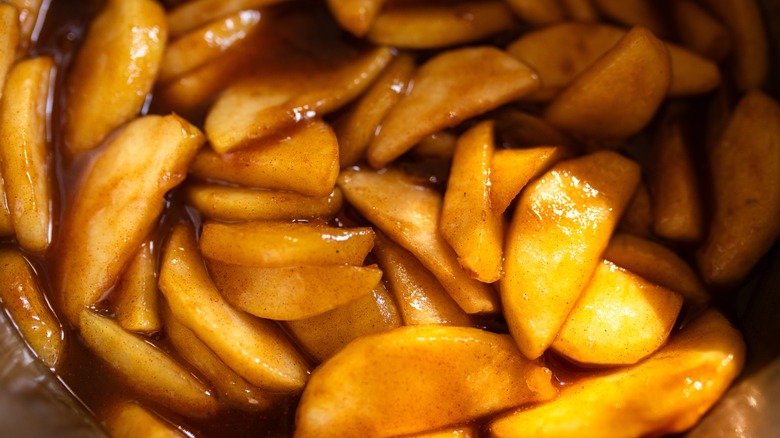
[673,0,732,62]
[79,309,217,417]
[285,283,401,363]
[697,91,780,287]
[493,108,575,149]
[325,0,384,37]
[410,132,458,160]
[5,0,42,55]
[604,233,710,306]
[159,220,310,392]
[161,303,276,411]
[552,260,683,365]
[560,0,599,22]
[367,46,539,168]
[158,9,263,83]
[0,4,18,89]
[204,45,393,153]
[505,0,565,25]
[167,0,287,38]
[0,56,54,253]
[501,150,640,359]
[542,26,670,141]
[185,183,342,222]
[56,115,204,326]
[441,121,503,282]
[207,260,382,320]
[295,325,558,438]
[374,232,472,327]
[190,120,339,197]
[407,426,479,438]
[64,0,167,153]
[490,146,569,215]
[490,309,745,437]
[366,1,515,49]
[592,0,670,37]
[335,53,415,167]
[200,221,374,267]
[0,248,65,369]
[339,167,500,314]
[113,241,160,334]
[0,176,12,237]
[618,181,654,237]
[106,402,188,438]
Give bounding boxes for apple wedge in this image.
[0,4,18,91]
[505,0,565,25]
[113,241,160,334]
[490,146,568,215]
[167,0,287,38]
[295,325,558,438]
[592,0,670,37]
[106,402,188,438]
[0,176,12,237]
[325,0,384,37]
[618,181,654,238]
[672,0,732,62]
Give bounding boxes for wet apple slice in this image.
[592,0,671,36]
[505,0,566,25]
[167,0,288,38]
[106,402,189,438]
[490,146,568,215]
[295,325,558,438]
[326,0,384,37]
[113,241,160,334]
[672,0,732,62]
[0,4,18,88]
[367,46,539,168]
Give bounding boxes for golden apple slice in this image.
[650,117,703,242]
[161,303,276,411]
[0,4,19,90]
[79,309,217,417]
[206,260,382,320]
[200,221,375,267]
[159,220,310,392]
[204,45,393,153]
[592,0,670,37]
[335,53,415,167]
[490,146,568,215]
[367,46,539,168]
[167,0,287,38]
[0,56,54,253]
[64,0,167,153]
[618,180,654,237]
[56,115,204,326]
[490,309,745,437]
[113,241,161,334]
[191,120,339,197]
[697,91,780,287]
[493,108,575,149]
[604,233,710,306]
[374,232,473,327]
[560,0,599,22]
[158,9,263,83]
[672,0,732,62]
[285,283,401,363]
[0,248,64,369]
[366,1,515,49]
[185,183,343,222]
[295,325,558,438]
[106,402,187,438]
[5,0,41,55]
[325,0,384,37]
[505,0,565,25]
[501,150,640,359]
[552,260,683,365]
[338,167,500,314]
[410,132,458,160]
[407,427,478,438]
[0,176,12,237]
[543,26,670,141]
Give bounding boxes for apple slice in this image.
[5,0,43,55]
[106,402,189,438]
[325,0,384,37]
[167,0,287,38]
[295,325,558,438]
[0,175,12,237]
[490,146,568,215]
[673,0,732,62]
[113,241,160,334]
[406,426,479,438]
[0,4,18,89]
[618,181,654,238]
[501,150,640,359]
[592,0,670,37]
[505,0,565,25]
[560,0,599,22]
[338,167,500,314]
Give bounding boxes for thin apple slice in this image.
[167,0,288,38]
[552,260,683,366]
[339,167,500,314]
[159,220,310,392]
[505,0,566,25]
[0,248,65,369]
[295,325,558,438]
[490,309,745,437]
[56,115,204,326]
[0,4,18,90]
[0,56,54,253]
[79,309,217,417]
[672,0,732,61]
[106,402,187,438]
[374,233,473,327]
[200,221,374,267]
[207,260,382,320]
[366,1,515,49]
[64,0,167,153]
[441,121,503,282]
[285,283,401,363]
[325,0,384,37]
[190,120,339,197]
[185,183,343,222]
[697,91,780,287]
[501,150,640,359]
[113,241,160,334]
[367,46,539,168]
[490,146,569,215]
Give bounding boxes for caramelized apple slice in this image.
[560,0,599,22]
[325,0,384,37]
[618,181,654,237]
[5,0,42,55]
[207,260,382,320]
[159,220,310,392]
[367,47,539,168]
[490,146,568,215]
[106,402,187,438]
[339,167,500,314]
[552,260,683,365]
[505,0,565,25]
[56,115,204,326]
[0,56,54,253]
[79,310,217,417]
[592,0,670,36]
[0,4,18,89]
[407,427,479,438]
[295,325,558,438]
[490,309,745,437]
[64,0,167,153]
[113,241,161,334]
[672,0,732,62]
[167,0,288,38]
[200,221,375,267]
[493,108,575,149]
[501,150,640,359]
[0,176,12,237]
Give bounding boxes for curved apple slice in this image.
[326,0,384,37]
